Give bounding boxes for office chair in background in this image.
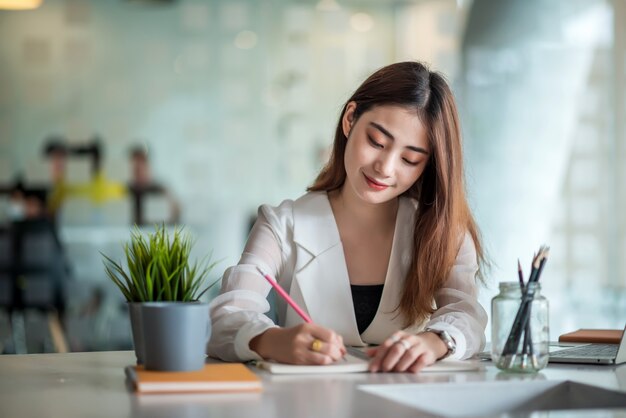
[0,219,70,354]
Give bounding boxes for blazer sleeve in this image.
[206,200,292,362]
[423,232,488,360]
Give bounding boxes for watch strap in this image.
[425,328,456,359]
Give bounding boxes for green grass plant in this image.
[101,224,219,302]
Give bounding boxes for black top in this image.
[350,284,384,335]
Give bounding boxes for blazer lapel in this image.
[291,192,363,345]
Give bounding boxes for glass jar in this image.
[491,281,549,372]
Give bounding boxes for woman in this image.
[208,61,488,373]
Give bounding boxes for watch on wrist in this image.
[425,328,456,359]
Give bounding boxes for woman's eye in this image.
[403,158,419,166]
[368,136,383,148]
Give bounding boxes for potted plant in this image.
[101,224,219,371]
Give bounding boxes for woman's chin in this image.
[357,189,396,205]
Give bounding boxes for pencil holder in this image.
[491,282,549,373]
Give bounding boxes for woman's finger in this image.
[309,325,343,347]
[368,332,407,372]
[303,350,335,365]
[408,351,436,373]
[380,338,413,372]
[365,346,378,357]
[393,342,424,372]
[336,334,346,356]
[306,325,345,361]
[381,331,404,349]
[368,346,387,372]
[307,337,344,361]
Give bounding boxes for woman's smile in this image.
[363,172,390,190]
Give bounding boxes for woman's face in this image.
[342,102,430,205]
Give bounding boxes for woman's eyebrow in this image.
[370,122,429,155]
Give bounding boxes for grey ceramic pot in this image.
[140,302,211,372]
[128,303,144,365]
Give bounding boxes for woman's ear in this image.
[342,101,357,138]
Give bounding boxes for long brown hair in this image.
[308,61,485,327]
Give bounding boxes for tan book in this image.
[125,364,263,394]
[558,329,623,344]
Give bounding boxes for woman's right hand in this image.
[249,323,346,365]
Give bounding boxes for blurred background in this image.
[0,0,624,354]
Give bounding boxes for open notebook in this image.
[254,347,481,374]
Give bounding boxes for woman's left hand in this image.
[366,330,448,373]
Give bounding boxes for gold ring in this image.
[311,339,323,352]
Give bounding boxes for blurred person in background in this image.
[128,145,180,226]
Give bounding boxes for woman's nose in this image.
[374,154,394,177]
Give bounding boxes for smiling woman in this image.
[208,61,488,374]
[340,104,430,203]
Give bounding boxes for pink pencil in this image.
[256,267,313,323]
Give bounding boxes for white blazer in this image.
[207,192,487,362]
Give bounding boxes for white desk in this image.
[0,351,625,418]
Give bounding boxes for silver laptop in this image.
[548,324,626,365]
[478,324,626,365]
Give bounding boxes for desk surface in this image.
[0,351,625,418]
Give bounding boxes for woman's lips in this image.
[363,173,389,191]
